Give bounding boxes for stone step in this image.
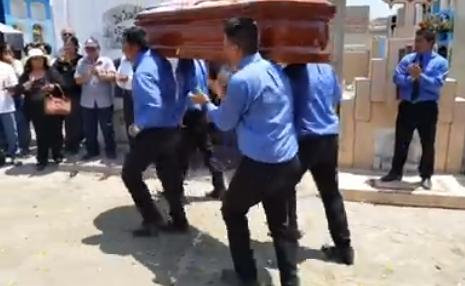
[339,169,465,210]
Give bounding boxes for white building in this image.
[51,0,166,59]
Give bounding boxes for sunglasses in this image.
[62,33,72,37]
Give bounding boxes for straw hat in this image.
[26,48,48,61]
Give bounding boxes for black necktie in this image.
[411,54,423,101]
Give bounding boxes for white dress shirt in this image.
[116,56,133,91]
[0,62,19,114]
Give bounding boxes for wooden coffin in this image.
[135,0,336,63]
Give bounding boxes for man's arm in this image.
[332,68,342,107]
[5,66,18,94]
[419,58,449,92]
[133,70,163,130]
[98,58,116,82]
[205,76,248,131]
[74,59,88,85]
[393,55,413,87]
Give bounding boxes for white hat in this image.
[27,48,47,59]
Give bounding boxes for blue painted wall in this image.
[0,0,55,51]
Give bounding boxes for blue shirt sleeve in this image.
[332,68,342,106]
[133,70,162,130]
[205,76,248,131]
[419,58,449,93]
[393,55,413,87]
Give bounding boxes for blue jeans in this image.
[0,112,18,157]
[82,106,116,155]
[15,108,31,152]
[14,97,31,152]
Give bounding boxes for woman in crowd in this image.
[15,48,67,170]
[53,36,83,154]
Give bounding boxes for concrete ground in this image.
[0,164,465,286]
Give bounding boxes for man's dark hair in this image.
[223,17,259,55]
[122,26,148,50]
[24,42,43,54]
[416,28,436,44]
[66,36,80,53]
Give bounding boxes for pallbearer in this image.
[284,63,354,265]
[191,17,301,286]
[176,58,227,199]
[120,26,188,237]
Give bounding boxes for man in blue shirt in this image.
[284,63,353,266]
[120,27,188,237]
[381,29,449,190]
[176,59,226,199]
[191,17,301,286]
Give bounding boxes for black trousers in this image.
[391,100,438,178]
[122,91,134,151]
[29,106,64,163]
[121,127,186,225]
[64,96,83,152]
[180,109,225,190]
[289,134,351,248]
[222,155,301,286]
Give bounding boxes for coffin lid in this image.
[137,0,334,19]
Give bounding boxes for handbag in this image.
[44,85,71,116]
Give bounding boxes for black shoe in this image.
[19,150,30,157]
[220,269,261,286]
[64,148,79,155]
[206,188,226,200]
[132,223,160,237]
[81,153,99,161]
[105,151,117,160]
[380,172,402,182]
[160,220,190,234]
[420,177,432,190]
[53,157,64,164]
[35,162,47,171]
[10,158,22,167]
[321,244,354,265]
[0,155,5,167]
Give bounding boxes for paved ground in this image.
[1,164,465,286]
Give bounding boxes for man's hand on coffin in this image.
[407,64,422,79]
[128,124,141,138]
[190,92,210,105]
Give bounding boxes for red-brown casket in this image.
[135,0,336,63]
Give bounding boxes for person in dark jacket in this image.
[15,48,68,170]
[53,36,83,154]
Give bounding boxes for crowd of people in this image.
[0,29,135,170]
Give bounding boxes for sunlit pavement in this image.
[0,166,464,286]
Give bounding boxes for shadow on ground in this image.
[82,205,274,286]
